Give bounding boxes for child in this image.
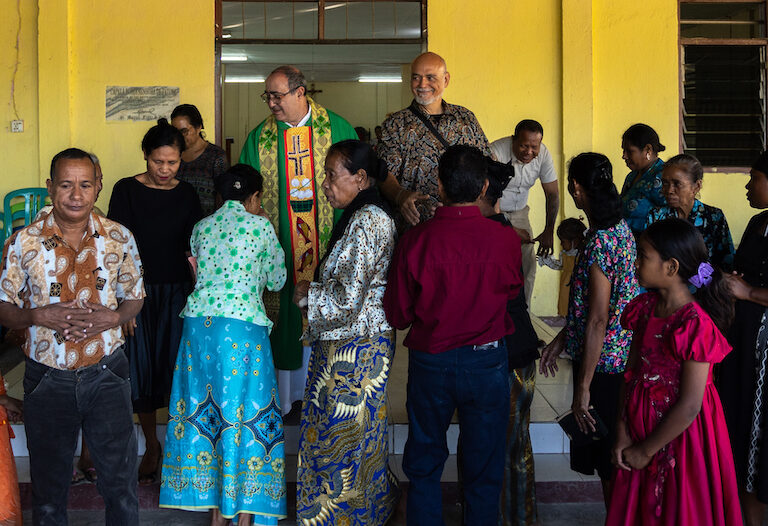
[606,217,741,526]
[555,218,586,317]
[0,372,22,525]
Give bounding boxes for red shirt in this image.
[383,205,522,353]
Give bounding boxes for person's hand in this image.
[513,227,532,244]
[256,205,269,219]
[622,444,652,470]
[0,394,23,422]
[612,420,633,471]
[534,228,555,257]
[63,302,120,343]
[121,318,137,338]
[572,386,596,434]
[397,189,433,226]
[293,280,310,309]
[538,337,563,377]
[32,301,93,340]
[725,272,752,301]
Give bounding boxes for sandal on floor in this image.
[71,469,86,485]
[82,467,98,483]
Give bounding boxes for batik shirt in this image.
[0,212,145,369]
[620,158,665,233]
[565,219,639,373]
[645,199,735,270]
[305,205,396,342]
[182,200,286,329]
[379,100,492,224]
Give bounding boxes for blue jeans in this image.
[24,349,138,526]
[403,342,510,526]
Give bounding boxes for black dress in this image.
[108,177,203,412]
[718,210,768,501]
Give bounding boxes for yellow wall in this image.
[2,0,215,210]
[223,80,409,162]
[1,0,40,198]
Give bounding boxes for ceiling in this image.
[221,1,423,82]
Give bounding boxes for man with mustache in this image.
[378,52,493,228]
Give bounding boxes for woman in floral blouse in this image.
[645,154,734,271]
[540,152,639,504]
[159,164,287,526]
[292,140,398,526]
[620,123,666,235]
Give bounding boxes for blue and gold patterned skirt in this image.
[297,331,398,526]
[159,316,286,523]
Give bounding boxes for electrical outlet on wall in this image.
[11,120,24,133]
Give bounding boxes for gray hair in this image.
[270,65,307,95]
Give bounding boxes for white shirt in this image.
[490,136,557,212]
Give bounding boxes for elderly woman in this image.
[718,151,768,526]
[160,164,287,526]
[171,104,228,215]
[292,140,398,525]
[108,118,203,485]
[620,123,666,235]
[540,153,639,504]
[645,154,734,270]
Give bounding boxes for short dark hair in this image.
[50,148,95,182]
[214,164,263,202]
[514,119,544,137]
[752,151,768,175]
[141,118,185,154]
[664,154,703,184]
[622,123,666,154]
[171,104,204,129]
[642,218,733,332]
[557,217,587,241]
[484,158,514,205]
[567,152,622,230]
[270,65,307,96]
[327,140,388,183]
[438,145,488,204]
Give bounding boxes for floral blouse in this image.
[565,219,639,373]
[645,199,735,270]
[620,158,665,233]
[182,200,286,328]
[304,204,396,342]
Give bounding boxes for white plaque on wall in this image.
[105,86,180,121]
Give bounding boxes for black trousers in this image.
[23,348,138,526]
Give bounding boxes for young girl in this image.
[606,217,741,525]
[0,372,22,525]
[556,217,587,317]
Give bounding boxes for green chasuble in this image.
[239,104,358,370]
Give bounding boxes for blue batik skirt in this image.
[159,316,286,523]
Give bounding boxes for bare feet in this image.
[138,440,162,485]
[237,513,252,526]
[210,508,228,526]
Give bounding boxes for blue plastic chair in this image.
[2,188,50,244]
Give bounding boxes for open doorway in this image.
[215,0,427,165]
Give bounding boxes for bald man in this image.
[378,52,493,227]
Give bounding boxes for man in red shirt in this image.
[384,145,523,525]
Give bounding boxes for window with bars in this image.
[680,1,767,168]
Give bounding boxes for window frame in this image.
[678,0,768,172]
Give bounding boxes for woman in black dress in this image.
[719,151,768,526]
[108,118,203,484]
[171,104,227,215]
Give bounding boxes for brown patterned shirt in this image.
[0,212,145,369]
[379,100,493,224]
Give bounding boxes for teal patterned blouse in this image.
[182,200,287,328]
[620,158,666,233]
[645,199,735,270]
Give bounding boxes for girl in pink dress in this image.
[606,217,742,526]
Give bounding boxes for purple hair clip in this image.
[689,262,714,289]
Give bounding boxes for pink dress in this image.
[605,293,742,526]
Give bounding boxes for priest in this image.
[239,65,358,414]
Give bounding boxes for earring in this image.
[646,153,650,160]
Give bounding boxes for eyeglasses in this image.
[261,87,299,103]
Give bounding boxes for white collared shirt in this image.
[285,106,312,128]
[490,136,557,212]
